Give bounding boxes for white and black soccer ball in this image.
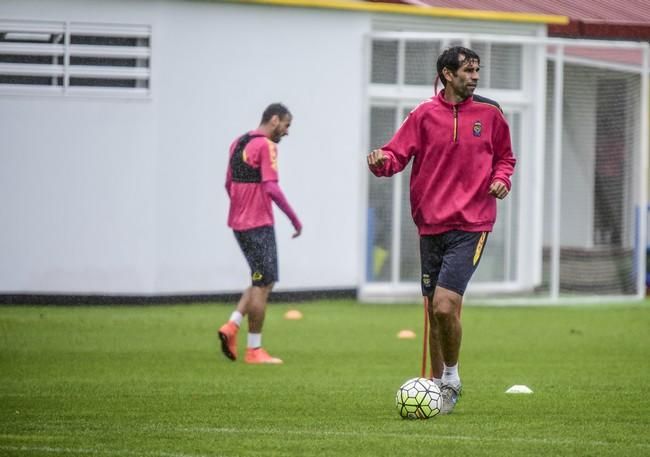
[395,377,442,419]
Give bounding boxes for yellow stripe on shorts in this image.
[473,232,487,266]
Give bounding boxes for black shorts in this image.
[234,226,278,287]
[420,230,488,297]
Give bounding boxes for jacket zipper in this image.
[453,105,458,143]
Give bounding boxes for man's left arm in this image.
[489,116,517,199]
[259,141,302,238]
[262,181,302,238]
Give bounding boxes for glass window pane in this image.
[367,106,397,281]
[490,44,522,89]
[508,112,521,281]
[594,78,629,247]
[399,166,420,282]
[371,40,398,84]
[398,107,420,281]
[405,41,440,85]
[473,111,520,282]
[470,41,489,89]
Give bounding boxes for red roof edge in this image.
[365,0,649,40]
[549,21,650,40]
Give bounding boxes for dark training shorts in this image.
[420,230,488,297]
[234,225,278,287]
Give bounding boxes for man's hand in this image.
[367,149,387,168]
[291,221,302,239]
[488,180,509,199]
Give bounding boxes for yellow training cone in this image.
[284,309,303,320]
[397,329,416,339]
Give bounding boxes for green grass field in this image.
[1,300,649,456]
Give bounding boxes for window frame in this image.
[0,19,152,98]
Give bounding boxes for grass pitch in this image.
[1,300,649,456]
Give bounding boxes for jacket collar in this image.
[436,90,473,109]
[250,128,270,139]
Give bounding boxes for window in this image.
[470,41,522,90]
[370,40,398,84]
[366,104,421,284]
[404,41,440,86]
[0,19,151,96]
[366,33,527,296]
[369,37,522,90]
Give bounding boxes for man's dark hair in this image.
[261,103,291,124]
[436,46,480,87]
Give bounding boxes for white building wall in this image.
[0,0,370,294]
[1,96,158,293]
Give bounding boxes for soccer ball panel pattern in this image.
[395,377,442,419]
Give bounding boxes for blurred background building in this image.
[1,0,648,303]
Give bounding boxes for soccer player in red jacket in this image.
[367,47,516,413]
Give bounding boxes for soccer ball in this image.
[395,377,442,419]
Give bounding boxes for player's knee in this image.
[433,297,459,321]
[433,303,454,321]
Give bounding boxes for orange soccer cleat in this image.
[218,321,239,361]
[244,347,283,364]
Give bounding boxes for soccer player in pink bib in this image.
[367,47,516,413]
[218,103,302,364]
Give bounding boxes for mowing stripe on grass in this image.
[180,426,650,450]
[0,445,219,457]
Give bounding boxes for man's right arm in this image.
[366,111,419,177]
[367,148,386,168]
[225,139,237,197]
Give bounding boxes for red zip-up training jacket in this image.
[370,91,516,236]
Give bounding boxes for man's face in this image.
[271,114,292,143]
[445,56,480,100]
